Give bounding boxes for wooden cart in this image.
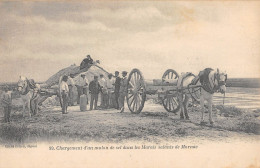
[126,68,201,114]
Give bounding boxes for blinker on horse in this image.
[178,68,227,126]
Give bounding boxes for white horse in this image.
[177,68,227,125]
[17,76,40,117]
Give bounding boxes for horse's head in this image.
[17,76,28,94]
[216,69,227,94]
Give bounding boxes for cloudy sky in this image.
[0,1,259,82]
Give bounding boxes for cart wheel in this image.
[162,69,179,82]
[127,69,146,114]
[161,69,180,113]
[162,92,180,113]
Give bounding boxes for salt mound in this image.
[73,65,110,84]
[41,64,111,108]
[42,95,60,107]
[45,65,80,86]
[45,64,110,87]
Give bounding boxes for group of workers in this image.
[0,55,128,123]
[60,70,128,114]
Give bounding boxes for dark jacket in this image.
[119,77,128,93]
[80,57,94,70]
[2,92,12,107]
[89,80,101,94]
[114,77,121,93]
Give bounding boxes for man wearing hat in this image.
[119,71,128,113]
[89,76,101,110]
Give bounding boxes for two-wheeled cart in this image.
[126,68,201,114]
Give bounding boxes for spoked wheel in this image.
[127,69,146,114]
[162,69,180,113]
[162,69,179,82]
[162,92,180,113]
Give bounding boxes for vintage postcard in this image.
[0,1,260,168]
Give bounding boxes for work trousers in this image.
[77,86,87,104]
[102,93,109,108]
[68,85,74,106]
[100,92,104,107]
[114,92,119,109]
[3,106,11,123]
[90,94,98,110]
[118,92,127,109]
[107,89,113,108]
[62,93,68,114]
[31,95,39,116]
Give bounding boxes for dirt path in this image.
[2,101,259,144]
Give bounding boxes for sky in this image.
[0,1,259,82]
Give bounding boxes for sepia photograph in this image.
[0,1,260,167]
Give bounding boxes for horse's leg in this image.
[208,96,213,124]
[35,98,39,115]
[179,93,184,119]
[28,100,31,118]
[22,102,26,118]
[180,104,184,119]
[200,95,205,122]
[178,93,183,119]
[31,97,38,116]
[31,99,35,116]
[183,95,189,120]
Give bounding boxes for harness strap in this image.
[187,83,201,103]
[20,79,37,95]
[200,68,220,94]
[20,84,30,95]
[31,91,39,100]
[200,69,213,94]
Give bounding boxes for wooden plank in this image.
[144,84,201,95]
[152,79,178,86]
[145,85,177,94]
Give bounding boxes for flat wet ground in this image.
[213,87,260,109]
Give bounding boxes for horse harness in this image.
[199,68,227,94]
[18,79,40,100]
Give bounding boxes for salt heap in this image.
[41,64,111,107]
[41,95,60,107]
[44,64,110,87]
